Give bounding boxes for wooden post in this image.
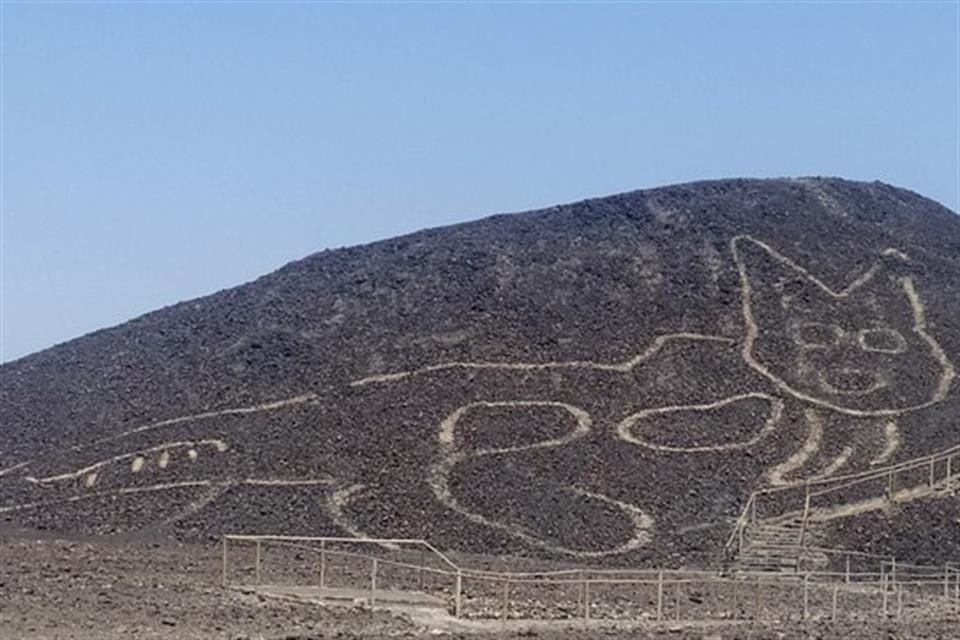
[831,583,839,621]
[802,573,809,620]
[845,555,851,583]
[732,579,739,620]
[887,471,895,501]
[583,579,591,621]
[755,578,762,621]
[882,572,889,616]
[454,570,462,618]
[656,571,664,620]
[947,455,952,491]
[418,548,425,590]
[929,459,936,487]
[575,571,582,613]
[221,536,228,587]
[674,581,681,621]
[255,540,262,585]
[896,583,903,619]
[371,558,378,606]
[501,580,509,623]
[945,567,950,599]
[319,541,327,589]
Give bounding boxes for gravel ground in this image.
[1,533,957,640]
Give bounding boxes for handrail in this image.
[223,534,959,590]
[725,445,959,557]
[223,534,461,572]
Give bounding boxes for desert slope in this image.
[2,177,958,565]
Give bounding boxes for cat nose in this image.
[818,368,886,396]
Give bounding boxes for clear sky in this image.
[1,2,958,363]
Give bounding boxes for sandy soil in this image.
[0,532,956,640]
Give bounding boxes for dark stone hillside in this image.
[1,177,958,566]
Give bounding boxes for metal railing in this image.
[221,533,959,622]
[726,445,960,558]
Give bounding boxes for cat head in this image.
[732,236,955,416]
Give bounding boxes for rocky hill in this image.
[2,177,958,566]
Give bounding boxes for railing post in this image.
[801,483,811,547]
[370,558,378,606]
[947,455,953,492]
[418,548,425,590]
[674,581,681,621]
[731,578,739,620]
[501,579,509,623]
[255,540,262,585]
[583,578,590,621]
[576,570,584,613]
[881,569,889,616]
[845,555,851,583]
[454,570,462,618]
[929,459,935,487]
[319,540,327,589]
[755,577,762,621]
[831,583,839,621]
[802,573,809,619]
[221,536,228,587]
[656,571,664,620]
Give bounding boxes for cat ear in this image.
[732,236,828,310]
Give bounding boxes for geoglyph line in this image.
[430,400,653,557]
[767,409,824,487]
[870,421,900,466]
[350,333,734,387]
[85,393,319,448]
[766,409,855,486]
[0,476,335,515]
[615,393,784,452]
[439,401,592,455]
[26,439,229,484]
[810,446,853,483]
[325,484,401,550]
[901,277,957,402]
[430,456,654,558]
[0,481,215,514]
[0,461,31,478]
[243,478,336,486]
[733,235,955,417]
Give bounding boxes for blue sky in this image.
[2,2,958,362]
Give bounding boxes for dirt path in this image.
[1,532,956,639]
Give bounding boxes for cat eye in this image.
[858,328,907,354]
[792,322,842,349]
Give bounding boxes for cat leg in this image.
[869,420,900,466]
[767,408,853,486]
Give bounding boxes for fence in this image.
[221,535,463,609]
[221,535,959,622]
